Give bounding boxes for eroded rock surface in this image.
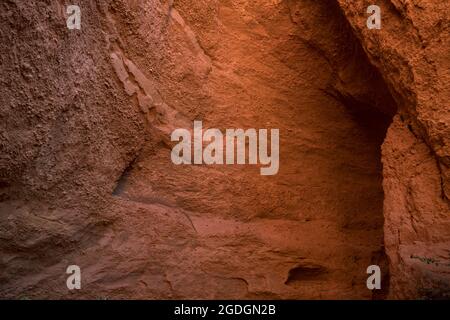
[337,0,450,299]
[0,0,448,299]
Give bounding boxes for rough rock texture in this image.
[336,0,450,299]
[0,0,448,299]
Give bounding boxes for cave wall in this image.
[0,0,147,294]
[0,0,146,202]
[0,0,448,299]
[336,0,450,298]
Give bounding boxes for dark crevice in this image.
[311,0,400,298]
[113,154,140,196]
[285,264,328,285]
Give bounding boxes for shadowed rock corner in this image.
[0,0,448,300]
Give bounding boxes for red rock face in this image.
[0,0,448,299]
[337,0,450,299]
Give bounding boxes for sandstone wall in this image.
[0,0,448,299]
[337,0,450,298]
